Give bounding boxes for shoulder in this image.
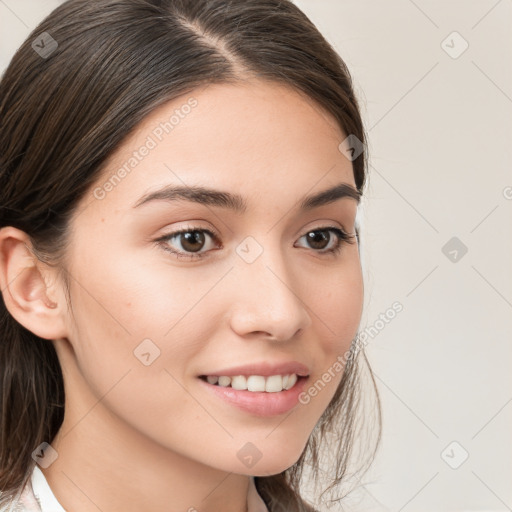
[0,477,42,512]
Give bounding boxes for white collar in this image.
[30,465,66,512]
[24,466,268,512]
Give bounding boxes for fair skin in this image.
[0,79,363,512]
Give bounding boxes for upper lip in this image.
[200,361,310,378]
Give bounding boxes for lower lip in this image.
[198,376,309,417]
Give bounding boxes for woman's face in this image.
[56,79,363,476]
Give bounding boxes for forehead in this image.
[83,79,356,218]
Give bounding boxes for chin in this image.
[245,452,304,477]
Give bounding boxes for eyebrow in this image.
[132,182,361,212]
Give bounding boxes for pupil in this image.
[307,231,328,250]
[182,231,205,253]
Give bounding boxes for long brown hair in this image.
[0,1,380,510]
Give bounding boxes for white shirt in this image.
[8,465,269,512]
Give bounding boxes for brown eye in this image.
[156,227,219,260]
[304,230,331,250]
[296,227,355,255]
[178,231,206,253]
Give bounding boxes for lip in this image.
[198,374,309,417]
[198,361,310,378]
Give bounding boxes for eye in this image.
[155,225,356,261]
[295,226,356,256]
[155,226,220,260]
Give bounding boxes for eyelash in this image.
[155,225,356,261]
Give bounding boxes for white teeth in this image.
[204,373,300,392]
[247,375,266,392]
[218,376,231,387]
[231,375,248,390]
[286,373,297,389]
[265,375,282,392]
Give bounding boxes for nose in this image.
[227,241,312,341]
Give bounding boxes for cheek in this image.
[69,241,205,336]
[64,260,212,438]
[309,260,363,347]
[65,243,228,401]
[301,261,363,404]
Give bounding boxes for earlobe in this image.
[0,226,68,340]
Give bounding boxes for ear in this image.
[0,226,68,340]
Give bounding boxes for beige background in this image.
[1,1,511,511]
